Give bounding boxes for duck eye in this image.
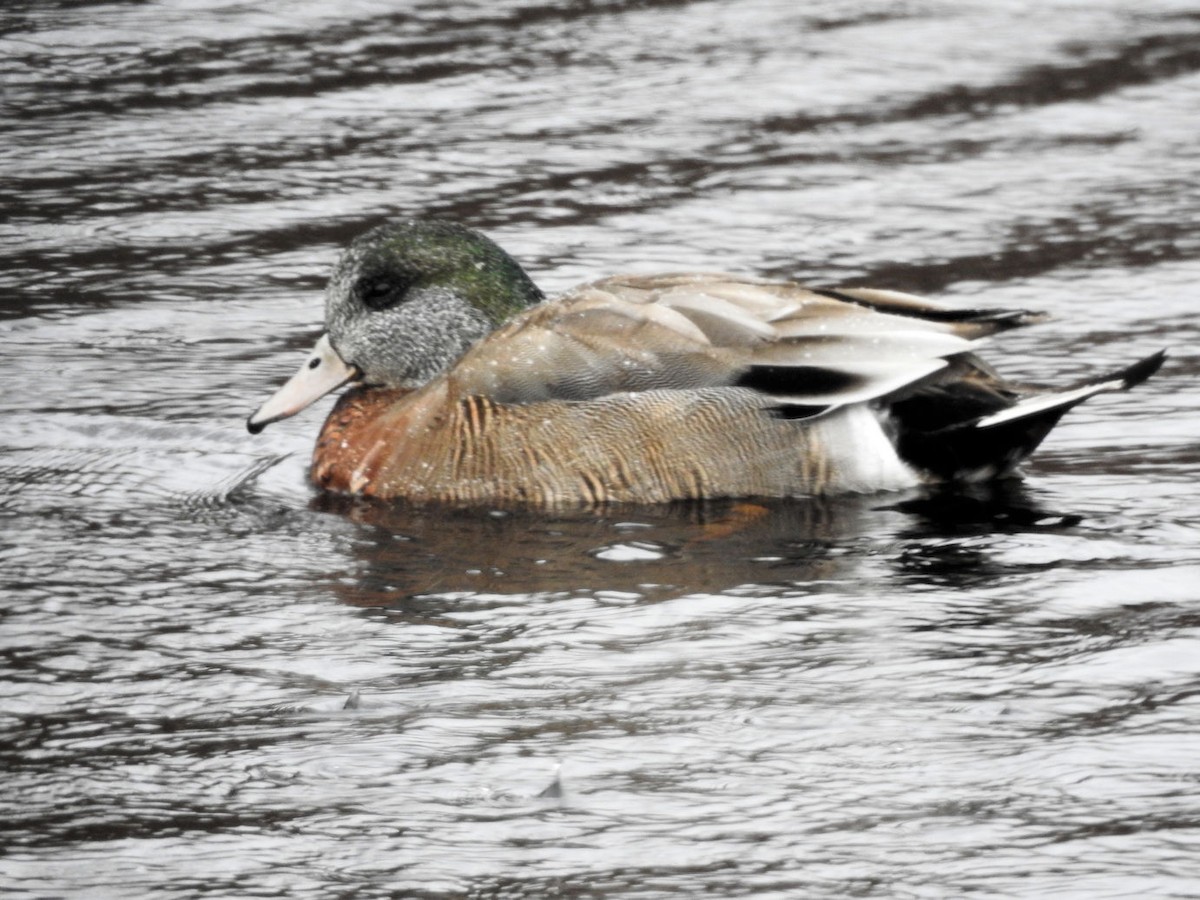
[357,274,416,310]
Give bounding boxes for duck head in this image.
[247,220,543,433]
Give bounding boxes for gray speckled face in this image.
[248,221,545,432]
[323,220,545,387]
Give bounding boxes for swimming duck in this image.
[247,219,1164,506]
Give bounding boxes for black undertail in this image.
[890,350,1166,482]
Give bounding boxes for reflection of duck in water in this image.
[313,493,867,604]
[248,220,1164,506]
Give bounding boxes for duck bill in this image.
[247,333,358,434]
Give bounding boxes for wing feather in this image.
[441,274,1035,409]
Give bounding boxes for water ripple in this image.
[3,0,1199,896]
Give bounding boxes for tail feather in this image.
[1097,348,1167,391]
[976,349,1167,428]
[895,350,1166,482]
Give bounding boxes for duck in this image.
[247,219,1165,506]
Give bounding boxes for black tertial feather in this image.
[736,364,866,398]
[810,287,1043,333]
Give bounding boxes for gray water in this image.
[2,1,1199,897]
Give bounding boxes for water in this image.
[3,1,1199,897]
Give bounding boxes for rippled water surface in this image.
[3,1,1200,897]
